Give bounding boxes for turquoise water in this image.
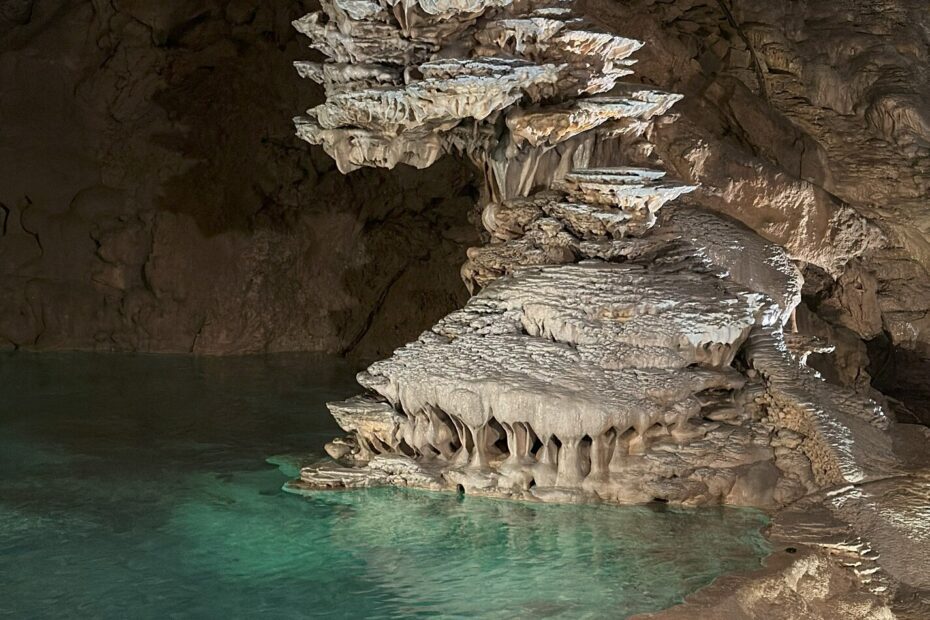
[0,352,771,619]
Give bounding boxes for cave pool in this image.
[0,352,771,618]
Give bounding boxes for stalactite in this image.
[295,0,905,508]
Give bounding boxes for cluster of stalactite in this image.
[289,0,902,507]
[330,380,754,500]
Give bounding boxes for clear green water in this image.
[0,352,771,619]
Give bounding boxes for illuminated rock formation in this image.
[289,0,904,509]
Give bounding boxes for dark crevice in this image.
[396,439,416,458]
[462,424,475,454]
[489,418,509,456]
[579,435,593,477]
[18,196,42,256]
[340,265,410,356]
[867,331,930,426]
[529,434,544,458]
[714,0,770,100]
[0,201,9,236]
[190,317,209,353]
[617,427,638,442]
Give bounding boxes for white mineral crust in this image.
[291,0,910,514]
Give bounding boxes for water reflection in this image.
[0,352,769,619]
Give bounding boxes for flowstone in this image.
[287,0,907,508]
[287,3,930,607]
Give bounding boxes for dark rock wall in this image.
[1,0,928,418]
[0,0,480,357]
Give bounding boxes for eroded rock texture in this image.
[600,0,930,426]
[289,1,929,613]
[0,0,479,357]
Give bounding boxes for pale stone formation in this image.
[290,1,928,613]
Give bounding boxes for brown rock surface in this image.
[0,0,479,357]
[583,0,930,420]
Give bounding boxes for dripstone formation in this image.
[289,2,930,612]
[288,0,906,508]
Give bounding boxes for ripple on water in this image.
[0,352,770,619]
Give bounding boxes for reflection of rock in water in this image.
[0,353,769,618]
[172,475,769,617]
[315,489,770,618]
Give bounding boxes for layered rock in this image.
[287,0,912,515]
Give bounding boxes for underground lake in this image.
[0,352,772,618]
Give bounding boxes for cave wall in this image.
[579,0,930,420]
[1,0,928,415]
[0,0,479,357]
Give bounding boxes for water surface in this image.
[0,352,770,618]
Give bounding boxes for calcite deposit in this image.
[289,0,886,504]
[289,0,929,614]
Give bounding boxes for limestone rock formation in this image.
[290,0,900,506]
[289,1,929,612]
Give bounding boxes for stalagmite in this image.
[288,0,908,510]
